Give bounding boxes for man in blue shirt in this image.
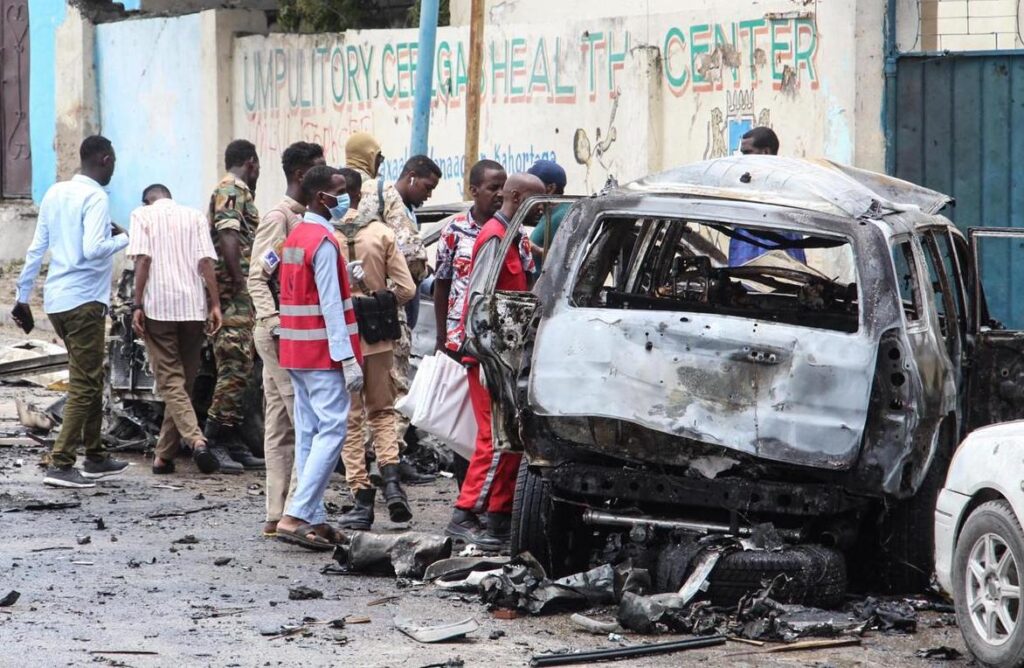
[528,160,570,272]
[12,136,131,488]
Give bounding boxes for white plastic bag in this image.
[396,355,436,419]
[405,353,477,460]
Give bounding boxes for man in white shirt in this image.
[127,184,223,476]
[12,135,130,489]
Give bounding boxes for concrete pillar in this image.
[53,5,99,183]
[198,9,267,194]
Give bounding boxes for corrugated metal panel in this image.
[893,53,1024,320]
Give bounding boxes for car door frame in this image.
[965,227,1024,430]
[462,195,581,451]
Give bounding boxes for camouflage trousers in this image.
[208,323,255,427]
[390,311,412,441]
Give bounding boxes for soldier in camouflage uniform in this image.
[351,154,440,459]
[204,139,265,474]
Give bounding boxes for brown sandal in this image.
[276,523,334,551]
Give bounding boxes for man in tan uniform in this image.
[349,149,438,465]
[334,166,417,530]
[248,141,326,538]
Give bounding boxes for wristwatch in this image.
[130,304,144,312]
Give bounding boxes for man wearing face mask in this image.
[205,139,265,474]
[352,155,439,475]
[275,165,364,551]
[332,164,416,530]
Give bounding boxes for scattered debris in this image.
[76,535,91,545]
[1,500,81,513]
[569,613,623,635]
[367,595,400,607]
[147,504,227,520]
[190,605,255,620]
[479,554,588,615]
[0,591,20,607]
[15,397,56,431]
[88,650,158,656]
[71,561,95,566]
[489,630,506,640]
[530,635,727,666]
[173,535,199,545]
[395,617,479,643]
[213,557,232,566]
[30,546,74,553]
[915,646,963,660]
[288,586,323,601]
[732,637,863,656]
[95,518,106,530]
[418,658,464,668]
[332,531,452,579]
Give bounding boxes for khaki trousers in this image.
[343,350,400,490]
[254,322,297,523]
[142,318,205,460]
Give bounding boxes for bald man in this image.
[445,173,545,551]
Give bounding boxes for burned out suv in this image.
[463,156,1024,594]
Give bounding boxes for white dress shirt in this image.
[17,174,129,314]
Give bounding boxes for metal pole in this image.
[410,0,440,156]
[463,0,484,198]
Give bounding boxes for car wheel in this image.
[657,543,847,608]
[953,500,1024,668]
[510,460,589,577]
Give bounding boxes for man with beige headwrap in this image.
[344,134,430,468]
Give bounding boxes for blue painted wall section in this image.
[27,0,66,204]
[95,14,204,227]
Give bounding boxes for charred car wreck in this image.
[463,156,1024,595]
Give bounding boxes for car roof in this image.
[624,156,953,221]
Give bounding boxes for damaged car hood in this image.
[528,308,876,469]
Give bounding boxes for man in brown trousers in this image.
[334,164,418,530]
[128,184,223,474]
[248,141,326,537]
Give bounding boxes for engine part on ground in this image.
[332,531,453,580]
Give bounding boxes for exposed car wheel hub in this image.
[966,532,1021,646]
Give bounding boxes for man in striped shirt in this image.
[128,184,223,475]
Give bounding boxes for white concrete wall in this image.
[234,1,888,215]
[900,0,1024,51]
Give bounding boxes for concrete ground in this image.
[0,324,972,667]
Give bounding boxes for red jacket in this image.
[278,221,363,370]
[472,215,528,292]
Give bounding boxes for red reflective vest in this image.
[278,221,363,370]
[472,216,528,292]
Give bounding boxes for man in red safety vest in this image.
[445,172,546,551]
[274,165,365,551]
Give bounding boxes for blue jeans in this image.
[286,369,350,525]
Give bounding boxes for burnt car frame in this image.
[462,156,1024,591]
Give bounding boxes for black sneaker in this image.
[82,457,130,479]
[43,466,96,489]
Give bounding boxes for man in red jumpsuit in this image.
[445,172,546,551]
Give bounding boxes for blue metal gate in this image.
[890,52,1024,232]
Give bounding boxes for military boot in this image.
[202,420,243,474]
[338,488,375,531]
[444,508,504,551]
[381,463,413,523]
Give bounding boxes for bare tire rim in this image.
[966,532,1022,646]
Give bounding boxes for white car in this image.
[936,421,1024,667]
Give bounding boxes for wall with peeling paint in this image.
[234,1,889,214]
[95,14,205,228]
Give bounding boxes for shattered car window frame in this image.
[567,211,864,335]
